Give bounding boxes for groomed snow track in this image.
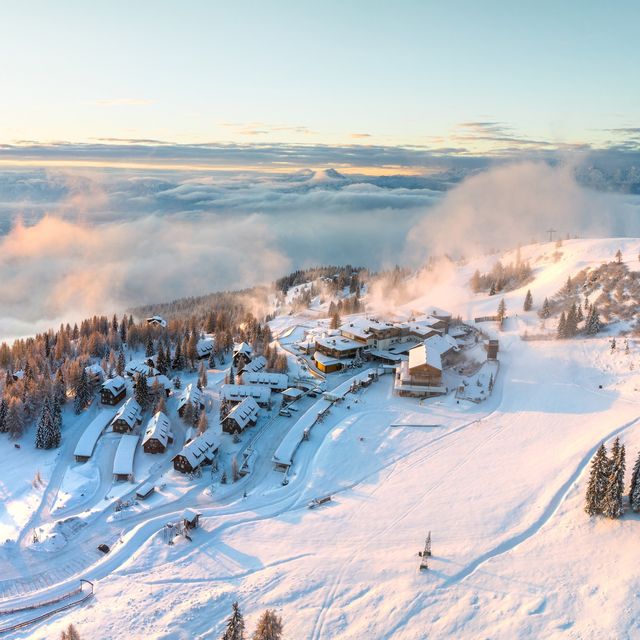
[0,579,94,634]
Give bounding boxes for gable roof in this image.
[221,384,271,404]
[174,431,219,468]
[242,371,289,389]
[225,397,259,429]
[240,355,267,374]
[112,397,142,428]
[142,411,172,448]
[102,375,126,396]
[233,342,253,356]
[177,383,204,411]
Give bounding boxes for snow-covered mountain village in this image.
[1,237,640,637]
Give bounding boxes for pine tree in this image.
[252,609,283,640]
[51,396,62,447]
[565,303,578,337]
[523,289,533,311]
[540,297,551,319]
[330,311,341,330]
[222,601,245,640]
[208,347,217,369]
[556,311,567,339]
[585,306,602,335]
[74,368,91,414]
[488,281,496,296]
[172,339,185,370]
[156,343,168,375]
[615,249,623,263]
[145,335,154,358]
[629,449,640,511]
[585,443,609,516]
[603,438,625,519]
[134,373,150,411]
[0,398,7,433]
[576,303,584,323]
[35,397,53,449]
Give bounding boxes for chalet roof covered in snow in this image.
[177,383,204,411]
[424,333,459,355]
[112,397,142,428]
[146,315,167,327]
[399,319,442,337]
[221,384,271,404]
[225,397,259,429]
[312,351,343,367]
[408,342,442,372]
[242,371,289,389]
[174,431,219,468]
[196,337,214,358]
[125,361,159,378]
[142,411,172,448]
[339,318,397,340]
[240,355,267,374]
[233,342,253,356]
[73,411,114,460]
[102,375,126,395]
[85,363,105,378]
[113,434,139,477]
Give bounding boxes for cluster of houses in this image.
[311,311,452,374]
[305,309,481,399]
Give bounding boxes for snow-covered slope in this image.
[9,238,640,639]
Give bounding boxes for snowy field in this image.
[5,238,640,638]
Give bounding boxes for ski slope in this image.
[6,238,640,639]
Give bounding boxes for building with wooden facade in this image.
[177,383,205,417]
[100,376,126,405]
[173,431,220,473]
[142,411,173,453]
[111,397,143,433]
[222,397,259,434]
[232,342,253,368]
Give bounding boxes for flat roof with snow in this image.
[273,369,381,468]
[315,336,364,352]
[113,434,139,477]
[74,411,114,460]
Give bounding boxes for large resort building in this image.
[312,313,454,373]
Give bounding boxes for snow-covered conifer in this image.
[585,443,609,516]
[523,290,533,311]
[603,438,625,519]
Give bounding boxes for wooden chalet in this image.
[222,397,259,434]
[173,431,219,473]
[142,411,173,454]
[85,364,105,386]
[232,342,253,368]
[177,383,205,417]
[100,376,126,405]
[111,397,143,433]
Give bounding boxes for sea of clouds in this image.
[1,160,640,341]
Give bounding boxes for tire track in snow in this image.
[308,409,503,640]
[442,414,640,588]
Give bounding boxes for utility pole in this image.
[546,228,556,242]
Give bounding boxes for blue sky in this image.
[0,0,638,152]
